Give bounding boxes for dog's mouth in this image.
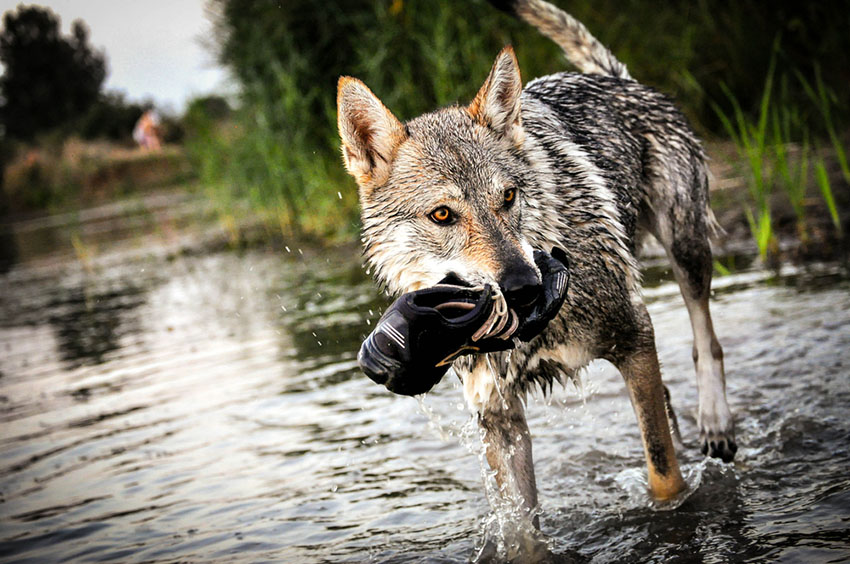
[440,271,540,315]
[439,271,474,288]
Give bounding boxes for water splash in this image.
[416,372,552,562]
[487,355,510,412]
[613,458,713,511]
[473,419,552,561]
[416,394,456,442]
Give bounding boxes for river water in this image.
[1,196,849,563]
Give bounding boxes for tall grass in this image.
[771,74,809,240]
[799,67,847,235]
[184,72,359,239]
[713,53,777,258]
[712,49,846,259]
[191,0,563,239]
[799,67,850,185]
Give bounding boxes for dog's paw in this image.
[698,392,736,462]
[699,429,737,463]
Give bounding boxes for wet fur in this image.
[337,0,735,542]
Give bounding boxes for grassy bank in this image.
[710,54,848,262]
[183,103,359,241]
[3,138,194,215]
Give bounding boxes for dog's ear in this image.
[468,46,524,147]
[337,77,407,190]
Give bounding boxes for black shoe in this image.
[358,282,516,396]
[358,247,570,396]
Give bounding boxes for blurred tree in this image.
[0,5,106,140]
[77,91,145,142]
[184,95,231,125]
[209,0,374,145]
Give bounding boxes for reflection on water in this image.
[48,282,148,368]
[1,210,849,562]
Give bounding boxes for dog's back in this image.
[498,0,716,256]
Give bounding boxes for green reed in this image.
[712,46,847,258]
[712,54,777,259]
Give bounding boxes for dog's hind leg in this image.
[642,135,737,461]
[673,241,736,461]
[655,208,737,462]
[616,322,687,500]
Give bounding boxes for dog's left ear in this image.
[468,46,524,147]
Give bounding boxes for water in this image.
[1,203,849,563]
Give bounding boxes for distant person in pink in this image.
[133,109,162,151]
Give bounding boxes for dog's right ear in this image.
[337,77,407,190]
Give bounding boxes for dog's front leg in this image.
[617,340,687,501]
[463,357,540,527]
[478,393,540,529]
[463,358,551,562]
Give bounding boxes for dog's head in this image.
[337,47,540,308]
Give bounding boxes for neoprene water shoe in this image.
[359,282,517,396]
[515,247,570,341]
[359,247,569,396]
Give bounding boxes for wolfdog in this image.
[336,0,735,539]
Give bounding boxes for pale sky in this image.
[0,0,231,113]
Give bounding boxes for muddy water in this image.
[1,204,849,563]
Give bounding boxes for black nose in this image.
[500,269,541,308]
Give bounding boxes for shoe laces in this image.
[469,285,518,342]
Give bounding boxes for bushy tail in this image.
[488,0,631,80]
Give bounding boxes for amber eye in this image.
[504,188,517,208]
[429,206,454,224]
